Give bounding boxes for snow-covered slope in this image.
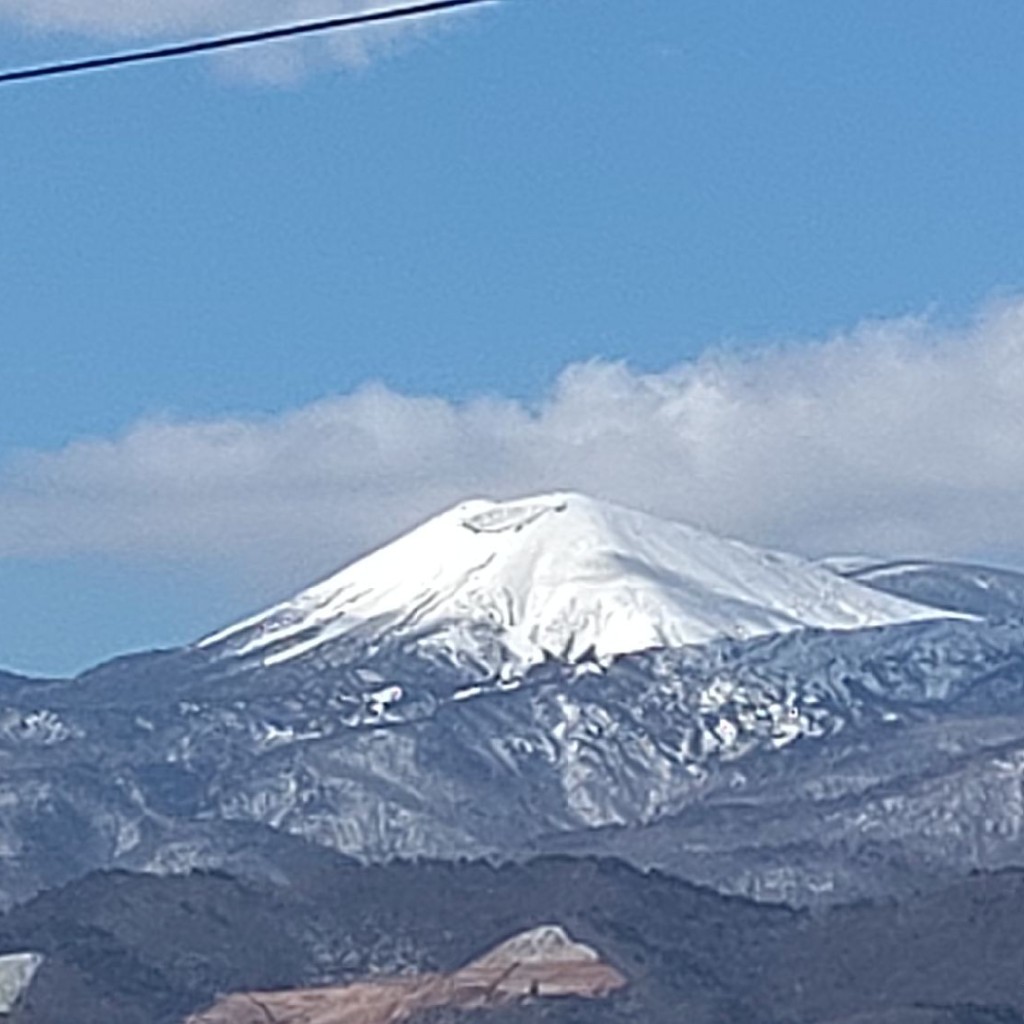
[828,559,1024,621]
[199,492,948,672]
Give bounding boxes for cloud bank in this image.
[3,299,1024,595]
[0,0,461,78]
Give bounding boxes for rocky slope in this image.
[185,926,625,1024]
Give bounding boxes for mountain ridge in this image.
[7,857,1024,1024]
[0,495,1021,911]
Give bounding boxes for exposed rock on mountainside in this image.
[185,925,625,1024]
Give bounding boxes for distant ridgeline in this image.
[3,858,1024,1024]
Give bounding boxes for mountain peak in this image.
[199,492,948,671]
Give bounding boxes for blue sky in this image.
[3,0,1024,675]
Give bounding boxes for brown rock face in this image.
[184,926,626,1024]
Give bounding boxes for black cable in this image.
[0,0,495,85]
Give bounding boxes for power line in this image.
[0,0,496,86]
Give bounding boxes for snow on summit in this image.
[199,492,948,670]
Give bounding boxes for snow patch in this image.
[472,925,600,967]
[0,953,42,1014]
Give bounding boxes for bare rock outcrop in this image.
[184,926,626,1024]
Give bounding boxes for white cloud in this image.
[0,0,467,78]
[4,298,1024,597]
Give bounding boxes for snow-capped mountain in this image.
[198,492,947,674]
[0,492,1022,912]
